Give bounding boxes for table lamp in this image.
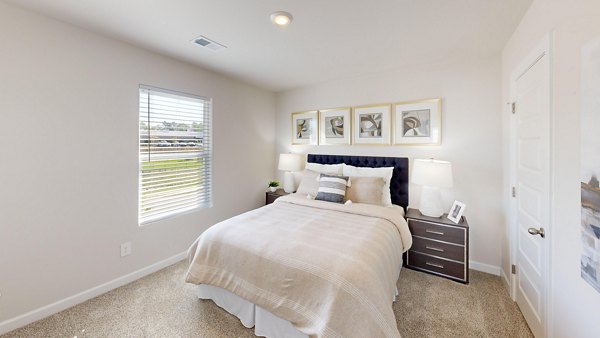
[278,153,303,193]
[411,159,453,217]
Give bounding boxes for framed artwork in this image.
[352,104,391,145]
[447,200,466,224]
[581,38,600,293]
[319,108,351,145]
[291,110,318,145]
[393,98,441,145]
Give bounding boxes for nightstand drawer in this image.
[407,251,466,281]
[266,193,281,205]
[411,236,465,262]
[408,219,466,245]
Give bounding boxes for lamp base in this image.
[283,171,295,193]
[419,185,445,217]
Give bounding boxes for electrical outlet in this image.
[120,241,132,257]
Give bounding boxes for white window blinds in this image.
[138,85,212,224]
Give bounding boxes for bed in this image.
[185,154,411,337]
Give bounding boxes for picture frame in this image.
[352,104,391,145]
[580,39,600,293]
[291,110,318,145]
[447,200,466,224]
[393,98,441,145]
[318,107,351,145]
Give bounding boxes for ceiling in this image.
[6,0,532,92]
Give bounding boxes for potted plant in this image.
[268,181,280,192]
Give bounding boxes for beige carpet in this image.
[3,261,532,338]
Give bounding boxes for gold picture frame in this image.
[318,107,352,145]
[291,110,318,145]
[393,98,441,145]
[352,104,391,145]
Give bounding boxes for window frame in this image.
[137,84,213,225]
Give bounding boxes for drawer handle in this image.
[425,246,445,252]
[426,262,444,269]
[425,229,445,235]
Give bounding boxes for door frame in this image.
[508,32,554,338]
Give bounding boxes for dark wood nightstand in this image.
[404,208,469,283]
[265,189,289,205]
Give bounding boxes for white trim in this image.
[469,260,501,276]
[508,64,518,302]
[508,31,554,338]
[546,31,556,338]
[0,252,187,335]
[500,268,511,292]
[139,83,210,101]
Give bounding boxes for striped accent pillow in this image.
[315,174,350,203]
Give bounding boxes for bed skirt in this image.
[197,284,308,338]
[197,263,402,338]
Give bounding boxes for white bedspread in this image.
[185,194,412,338]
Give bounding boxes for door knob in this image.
[528,227,545,238]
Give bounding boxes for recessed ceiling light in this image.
[270,11,293,27]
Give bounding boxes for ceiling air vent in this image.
[192,36,227,52]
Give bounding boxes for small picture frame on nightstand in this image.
[447,200,466,224]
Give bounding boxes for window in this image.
[138,85,212,224]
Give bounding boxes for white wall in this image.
[501,0,600,337]
[0,1,275,328]
[275,56,503,272]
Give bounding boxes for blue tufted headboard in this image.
[307,154,409,209]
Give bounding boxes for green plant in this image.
[268,181,280,188]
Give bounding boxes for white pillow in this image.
[342,164,394,207]
[305,162,343,175]
[296,169,321,196]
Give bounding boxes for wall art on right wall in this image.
[581,38,600,294]
[393,98,441,145]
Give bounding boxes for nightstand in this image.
[404,208,469,283]
[265,189,289,205]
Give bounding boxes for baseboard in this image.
[469,260,501,276]
[0,251,187,335]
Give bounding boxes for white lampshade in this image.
[411,159,453,188]
[412,159,453,217]
[278,153,303,172]
[278,153,303,193]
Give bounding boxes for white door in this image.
[511,38,551,338]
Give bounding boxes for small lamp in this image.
[278,153,303,193]
[411,159,453,217]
